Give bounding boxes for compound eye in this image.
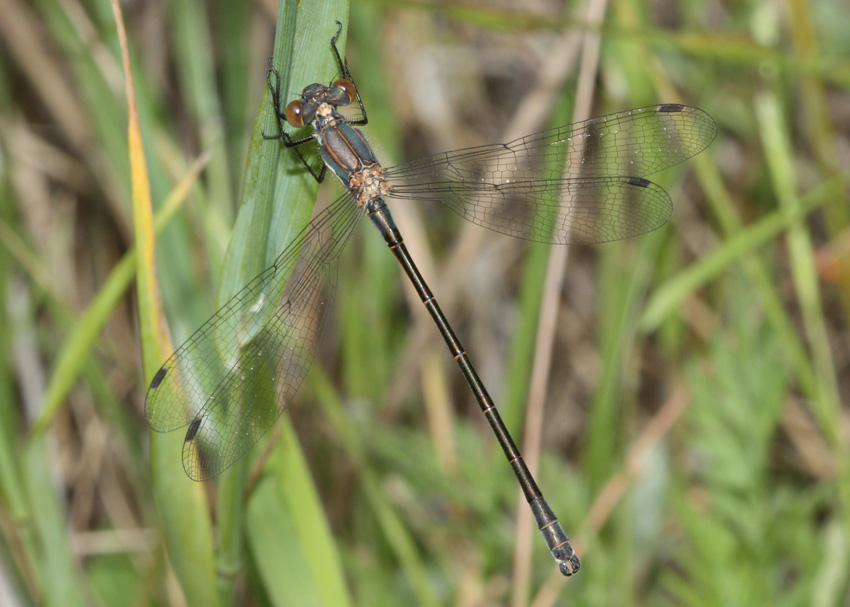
[285,100,304,127]
[333,79,356,103]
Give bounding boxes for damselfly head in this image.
[286,81,355,127]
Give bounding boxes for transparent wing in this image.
[384,104,716,244]
[145,192,364,480]
[392,176,673,245]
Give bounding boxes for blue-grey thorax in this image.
[314,108,380,187]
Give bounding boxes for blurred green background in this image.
[1,0,848,605]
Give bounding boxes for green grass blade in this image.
[756,92,842,437]
[114,0,220,601]
[640,170,850,333]
[246,418,352,607]
[30,155,208,437]
[214,2,353,605]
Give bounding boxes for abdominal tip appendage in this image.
[558,553,580,576]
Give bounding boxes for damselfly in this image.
[145,22,716,576]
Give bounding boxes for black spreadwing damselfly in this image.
[145,22,716,576]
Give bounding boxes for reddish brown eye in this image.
[333,79,356,102]
[285,100,304,127]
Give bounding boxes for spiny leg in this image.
[262,60,326,183]
[331,20,367,126]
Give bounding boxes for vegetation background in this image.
[0,0,848,605]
